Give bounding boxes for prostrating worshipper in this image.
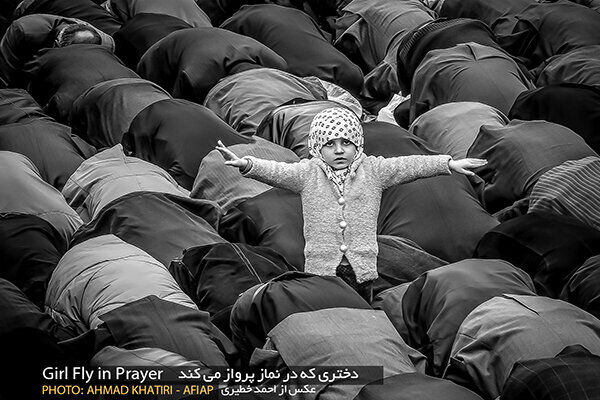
[45,235,233,367]
[0,14,114,87]
[501,345,600,400]
[256,99,346,159]
[61,144,189,222]
[24,44,139,123]
[137,27,288,103]
[474,213,600,298]
[409,42,534,123]
[396,18,503,95]
[13,0,121,35]
[562,255,600,320]
[528,156,600,231]
[435,0,535,31]
[0,151,83,243]
[203,67,327,136]
[235,288,482,400]
[69,78,171,148]
[169,242,295,337]
[0,118,96,189]
[221,4,363,95]
[509,84,600,154]
[0,280,79,399]
[0,213,66,309]
[112,13,191,69]
[216,107,486,301]
[376,260,536,377]
[466,119,597,212]
[124,98,252,190]
[444,294,600,400]
[69,188,223,268]
[106,0,211,27]
[531,45,600,88]
[494,0,600,68]
[334,0,435,101]
[0,88,47,124]
[409,102,509,159]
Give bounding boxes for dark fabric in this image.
[335,263,373,302]
[0,0,21,18]
[438,0,535,29]
[13,0,122,35]
[474,213,600,298]
[355,372,483,400]
[401,259,536,376]
[363,122,497,262]
[230,271,371,364]
[71,191,224,267]
[0,119,95,189]
[99,295,230,367]
[221,4,363,94]
[396,18,502,94]
[467,119,597,212]
[25,44,139,123]
[562,255,600,320]
[70,78,171,148]
[169,242,294,337]
[219,187,305,269]
[0,88,47,125]
[109,0,211,27]
[502,345,600,400]
[509,84,600,154]
[123,98,251,190]
[113,13,192,69]
[495,0,600,68]
[532,45,600,88]
[137,27,287,103]
[0,278,76,340]
[0,214,66,309]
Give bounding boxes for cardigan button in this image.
[338,197,346,205]
[340,244,348,253]
[339,221,347,229]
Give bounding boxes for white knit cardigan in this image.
[242,153,452,283]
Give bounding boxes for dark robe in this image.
[169,242,295,337]
[113,13,192,69]
[562,255,600,320]
[0,119,96,189]
[0,214,67,309]
[137,27,288,103]
[70,78,171,148]
[474,213,600,298]
[221,4,364,94]
[13,0,121,34]
[109,0,211,27]
[396,18,504,94]
[70,191,224,267]
[532,45,600,88]
[438,0,535,31]
[509,84,600,154]
[0,88,47,125]
[25,44,139,123]
[123,98,252,190]
[467,119,597,212]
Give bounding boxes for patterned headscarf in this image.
[309,107,364,194]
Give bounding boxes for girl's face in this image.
[320,138,357,170]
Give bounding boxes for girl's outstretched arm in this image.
[215,140,310,193]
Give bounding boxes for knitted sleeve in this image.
[240,156,311,193]
[370,154,452,189]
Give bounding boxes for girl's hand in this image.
[448,158,487,176]
[215,140,249,169]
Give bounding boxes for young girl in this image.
[216,107,486,301]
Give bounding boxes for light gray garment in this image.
[446,294,600,399]
[409,102,509,159]
[62,144,189,222]
[0,150,82,243]
[192,137,299,211]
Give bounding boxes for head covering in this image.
[308,107,364,193]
